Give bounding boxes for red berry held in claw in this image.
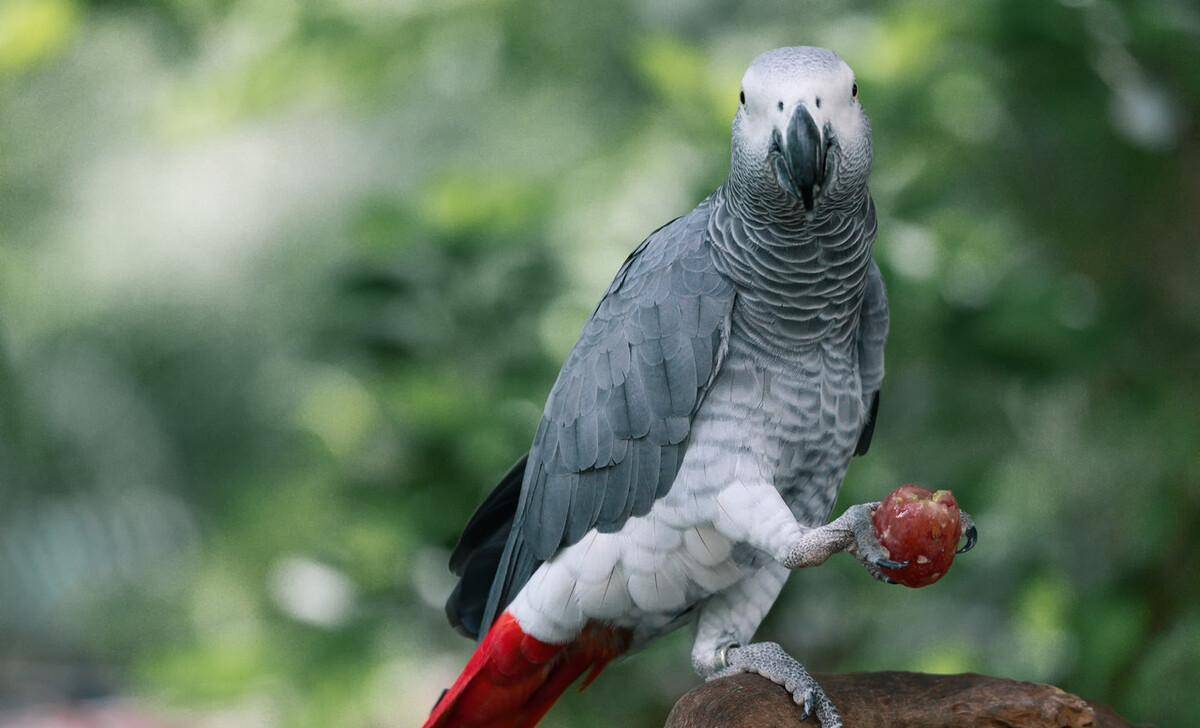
[872,485,962,588]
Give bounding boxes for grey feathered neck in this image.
[707,182,877,356]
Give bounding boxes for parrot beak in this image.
[771,104,827,212]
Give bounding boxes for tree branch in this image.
[665,672,1136,728]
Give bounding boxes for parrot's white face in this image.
[730,47,872,213]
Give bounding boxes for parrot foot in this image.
[840,502,908,583]
[781,502,906,584]
[712,641,841,727]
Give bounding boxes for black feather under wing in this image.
[448,455,527,575]
[445,454,528,638]
[476,199,735,635]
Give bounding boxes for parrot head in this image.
[731,47,872,214]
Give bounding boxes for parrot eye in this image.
[739,90,745,105]
[852,83,858,99]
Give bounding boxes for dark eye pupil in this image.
[739,91,745,105]
[852,83,858,97]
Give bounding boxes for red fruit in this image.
[872,485,962,588]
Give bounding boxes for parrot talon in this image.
[957,513,977,554]
[875,558,908,570]
[955,522,974,551]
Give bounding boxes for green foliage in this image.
[0,0,1197,725]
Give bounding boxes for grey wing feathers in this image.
[480,199,735,633]
[854,259,888,455]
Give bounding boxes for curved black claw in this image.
[957,524,978,554]
[875,558,908,570]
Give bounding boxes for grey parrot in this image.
[426,46,975,728]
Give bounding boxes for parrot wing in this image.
[477,197,735,634]
[854,256,888,455]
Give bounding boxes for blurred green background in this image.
[1,0,1197,726]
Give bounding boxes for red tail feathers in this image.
[424,612,630,728]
